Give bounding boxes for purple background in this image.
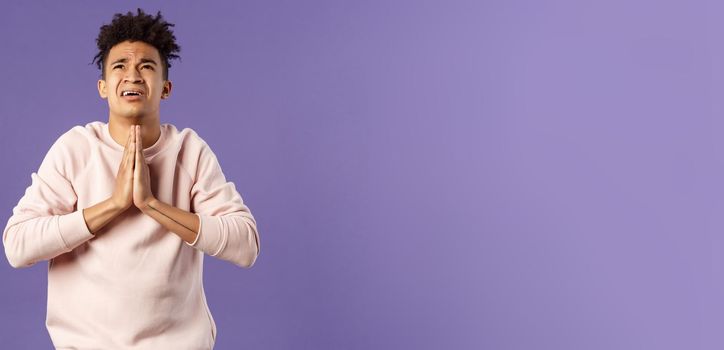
[3,0,723,349]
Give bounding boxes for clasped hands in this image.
[111,125,155,212]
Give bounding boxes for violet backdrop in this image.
[2,0,721,349]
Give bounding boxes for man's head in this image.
[93,9,181,120]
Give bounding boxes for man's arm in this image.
[138,199,199,244]
[137,197,259,269]
[4,127,136,268]
[136,191,259,269]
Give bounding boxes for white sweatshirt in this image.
[3,121,260,349]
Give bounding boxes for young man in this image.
[2,9,260,349]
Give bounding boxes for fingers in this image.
[124,126,132,147]
[117,126,135,173]
[121,126,132,157]
[135,125,140,161]
[135,125,143,171]
[127,126,136,168]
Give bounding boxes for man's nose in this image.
[123,68,144,83]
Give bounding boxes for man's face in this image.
[97,40,172,120]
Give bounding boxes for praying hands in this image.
[82,125,200,243]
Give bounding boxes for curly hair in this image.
[92,8,181,80]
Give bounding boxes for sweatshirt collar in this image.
[100,122,168,158]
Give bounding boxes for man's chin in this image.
[110,111,146,120]
[109,105,156,120]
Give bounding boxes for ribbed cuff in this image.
[188,213,203,246]
[186,213,224,256]
[57,210,95,251]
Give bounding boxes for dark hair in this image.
[92,8,181,80]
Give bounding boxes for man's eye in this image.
[113,65,123,69]
[142,65,153,70]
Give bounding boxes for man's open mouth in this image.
[121,90,144,97]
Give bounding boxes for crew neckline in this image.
[100,122,169,158]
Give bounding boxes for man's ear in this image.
[162,80,173,99]
[98,79,108,99]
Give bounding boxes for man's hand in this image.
[109,126,135,211]
[133,125,156,210]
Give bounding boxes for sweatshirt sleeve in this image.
[3,134,94,268]
[185,141,260,268]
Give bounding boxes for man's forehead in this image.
[107,41,161,62]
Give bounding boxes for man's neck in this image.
[108,115,161,149]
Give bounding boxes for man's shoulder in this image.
[38,121,104,180]
[48,121,103,153]
[165,125,222,180]
[164,123,212,152]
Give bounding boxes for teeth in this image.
[122,91,142,96]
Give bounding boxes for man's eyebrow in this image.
[109,58,158,65]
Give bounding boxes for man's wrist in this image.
[139,197,159,213]
[106,197,126,214]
